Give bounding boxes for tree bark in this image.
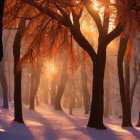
[51,75,57,106]
[29,64,41,110]
[55,63,68,110]
[81,65,90,114]
[104,70,110,118]
[0,0,5,61]
[137,112,140,127]
[13,19,26,123]
[87,41,107,129]
[0,61,8,108]
[117,37,132,127]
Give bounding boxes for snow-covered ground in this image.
[0,104,140,140]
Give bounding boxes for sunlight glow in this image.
[93,2,100,11]
[0,128,5,132]
[50,64,55,72]
[52,66,55,72]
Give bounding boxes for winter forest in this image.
[0,0,140,140]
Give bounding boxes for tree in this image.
[13,17,26,123]
[29,61,41,110]
[0,0,8,109]
[81,64,90,114]
[55,62,68,110]
[117,36,133,126]
[9,0,140,129]
[0,0,5,61]
[0,60,8,108]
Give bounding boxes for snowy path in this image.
[0,105,140,140]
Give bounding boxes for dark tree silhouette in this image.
[13,18,26,123]
[117,37,132,127]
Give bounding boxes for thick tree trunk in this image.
[55,63,68,110]
[0,61,8,108]
[0,0,5,61]
[87,42,107,129]
[81,65,90,114]
[13,19,26,123]
[117,37,132,127]
[29,65,41,110]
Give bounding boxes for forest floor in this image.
[0,103,140,140]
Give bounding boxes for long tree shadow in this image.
[24,109,59,140]
[50,108,119,140]
[122,127,140,140]
[0,113,35,140]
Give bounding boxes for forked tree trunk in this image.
[87,42,107,129]
[0,61,8,108]
[0,0,5,61]
[81,65,90,114]
[117,37,132,127]
[13,19,26,123]
[55,63,68,110]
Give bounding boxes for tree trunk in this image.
[13,19,26,123]
[81,65,90,114]
[104,70,110,118]
[23,68,30,105]
[0,61,8,108]
[0,0,5,61]
[55,63,68,110]
[117,37,132,127]
[51,76,57,106]
[130,59,139,108]
[87,42,107,129]
[29,64,41,110]
[137,112,140,127]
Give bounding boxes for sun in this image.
[93,2,100,11]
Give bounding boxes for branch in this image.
[70,25,96,62]
[107,25,123,44]
[21,0,64,24]
[83,0,103,35]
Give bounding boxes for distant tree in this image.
[55,62,68,110]
[0,61,8,108]
[29,61,41,110]
[0,0,5,61]
[117,36,133,126]
[81,64,90,114]
[50,70,57,106]
[0,0,8,109]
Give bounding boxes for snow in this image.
[0,104,140,140]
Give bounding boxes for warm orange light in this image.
[52,66,55,72]
[0,128,5,132]
[93,2,100,11]
[50,64,55,72]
